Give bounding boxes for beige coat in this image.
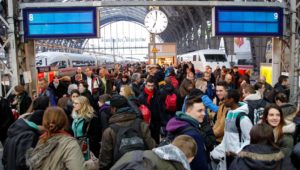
[26,134,87,170]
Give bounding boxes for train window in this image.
[198,55,201,61]
[59,61,67,68]
[50,61,59,67]
[36,59,42,66]
[204,54,227,62]
[193,55,196,61]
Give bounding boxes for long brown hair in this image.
[262,104,285,141]
[41,107,69,143]
[179,78,194,98]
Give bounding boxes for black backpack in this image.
[110,119,147,162]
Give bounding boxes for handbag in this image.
[76,121,99,169]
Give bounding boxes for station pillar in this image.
[272,38,282,86]
[24,41,36,97]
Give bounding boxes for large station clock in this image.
[144,9,168,34]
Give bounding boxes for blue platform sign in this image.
[23,7,99,39]
[212,7,284,36]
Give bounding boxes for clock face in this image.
[144,10,168,34]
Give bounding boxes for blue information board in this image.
[213,7,284,36]
[23,7,99,39]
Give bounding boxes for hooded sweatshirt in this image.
[166,112,209,170]
[211,102,252,159]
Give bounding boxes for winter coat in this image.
[127,96,142,119]
[244,91,269,124]
[294,116,300,143]
[97,103,111,134]
[274,83,290,100]
[277,121,296,170]
[111,144,190,170]
[71,72,87,84]
[211,102,252,160]
[281,103,297,119]
[138,88,167,143]
[291,142,300,169]
[99,107,156,170]
[71,113,102,158]
[213,102,229,143]
[39,87,56,106]
[48,81,68,103]
[131,83,141,97]
[11,92,32,115]
[0,98,14,143]
[26,134,86,170]
[2,118,40,170]
[229,144,284,170]
[97,76,114,95]
[206,81,215,100]
[166,112,209,170]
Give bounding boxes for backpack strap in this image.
[235,112,247,143]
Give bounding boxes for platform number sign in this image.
[23,7,99,39]
[212,7,284,37]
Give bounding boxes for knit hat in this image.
[110,95,129,109]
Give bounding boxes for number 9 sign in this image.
[274,13,278,20]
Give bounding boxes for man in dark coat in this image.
[166,95,209,170]
[48,76,68,103]
[274,75,290,100]
[138,78,167,143]
[71,67,87,84]
[130,73,142,97]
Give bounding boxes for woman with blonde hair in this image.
[26,107,86,170]
[119,85,141,118]
[72,96,101,160]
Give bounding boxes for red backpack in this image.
[165,93,177,112]
[139,105,151,124]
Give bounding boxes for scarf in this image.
[144,87,154,105]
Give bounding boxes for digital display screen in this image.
[23,7,99,39]
[213,7,283,36]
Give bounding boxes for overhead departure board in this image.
[212,7,284,36]
[23,7,99,39]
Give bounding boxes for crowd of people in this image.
[0,61,300,170]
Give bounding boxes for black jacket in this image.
[2,118,40,170]
[80,114,102,158]
[0,98,14,143]
[138,88,166,143]
[245,99,269,124]
[229,144,284,170]
[274,83,290,100]
[48,81,68,103]
[131,83,141,97]
[11,92,32,115]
